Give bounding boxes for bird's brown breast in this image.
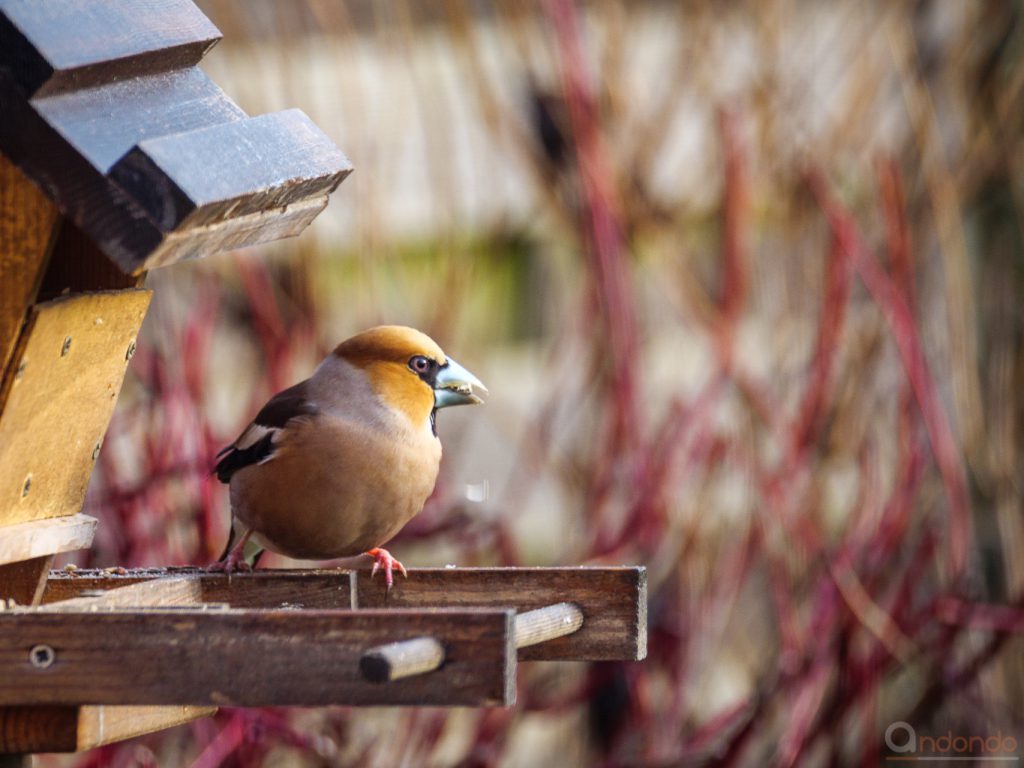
[229,413,441,559]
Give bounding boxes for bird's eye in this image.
[409,355,432,374]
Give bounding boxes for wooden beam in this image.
[0,291,150,526]
[0,32,351,275]
[0,515,95,568]
[0,0,221,98]
[355,567,647,661]
[0,557,53,606]
[33,67,245,175]
[42,575,203,612]
[42,567,647,660]
[41,568,357,609]
[2,571,218,755]
[110,110,350,231]
[0,608,516,707]
[0,152,59,379]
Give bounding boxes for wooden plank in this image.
[0,0,221,98]
[43,575,203,612]
[0,291,150,526]
[33,67,245,174]
[41,567,647,660]
[41,568,357,609]
[355,567,648,661]
[109,109,351,231]
[0,152,59,378]
[0,557,52,606]
[0,76,165,274]
[3,570,216,755]
[0,516,95,567]
[0,609,516,707]
[143,194,332,270]
[0,68,351,273]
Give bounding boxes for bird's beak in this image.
[434,357,487,408]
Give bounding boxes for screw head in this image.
[60,336,72,357]
[14,361,26,380]
[91,441,102,461]
[125,341,137,361]
[29,644,55,669]
[21,475,31,498]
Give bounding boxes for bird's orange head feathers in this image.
[334,326,448,426]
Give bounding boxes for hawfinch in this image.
[212,325,486,586]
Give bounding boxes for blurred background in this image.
[43,0,1024,765]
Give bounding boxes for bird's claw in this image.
[364,548,407,591]
[206,554,252,576]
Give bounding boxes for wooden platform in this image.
[0,566,646,753]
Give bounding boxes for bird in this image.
[211,325,486,587]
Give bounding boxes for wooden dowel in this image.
[359,637,445,684]
[515,602,583,649]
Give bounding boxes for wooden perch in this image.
[514,602,584,648]
[360,637,446,684]
[355,567,647,661]
[0,566,646,753]
[44,567,648,661]
[358,602,586,684]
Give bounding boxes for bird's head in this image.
[334,325,486,428]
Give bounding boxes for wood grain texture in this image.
[143,194,332,270]
[42,567,647,660]
[0,0,221,98]
[41,568,356,609]
[0,516,96,567]
[355,567,648,661]
[515,602,583,649]
[0,152,59,378]
[0,32,351,276]
[2,567,217,755]
[110,109,352,230]
[0,609,516,707]
[33,67,245,174]
[0,292,150,525]
[0,557,52,606]
[0,706,77,753]
[42,576,203,612]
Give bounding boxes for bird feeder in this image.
[0,0,647,761]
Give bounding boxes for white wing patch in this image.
[235,424,277,450]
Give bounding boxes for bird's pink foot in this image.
[364,547,407,590]
[207,529,255,575]
[206,552,252,575]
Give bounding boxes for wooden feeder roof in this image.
[0,0,352,274]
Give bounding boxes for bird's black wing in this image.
[213,381,317,483]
